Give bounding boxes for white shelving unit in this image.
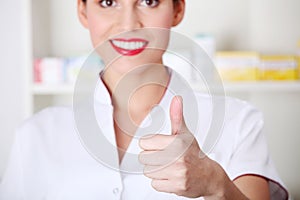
[223,81,300,93]
[32,81,300,95]
[29,0,300,114]
[31,81,300,114]
[33,84,75,95]
[30,0,91,113]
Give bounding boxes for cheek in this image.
[146,12,174,28]
[147,12,174,49]
[160,13,175,28]
[86,14,112,47]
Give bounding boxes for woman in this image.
[0,0,288,199]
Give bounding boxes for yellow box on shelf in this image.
[297,40,300,79]
[259,55,298,80]
[215,51,259,81]
[298,57,300,79]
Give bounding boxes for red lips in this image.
[109,38,149,56]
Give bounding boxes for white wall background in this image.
[32,0,300,57]
[0,0,300,199]
[175,0,300,54]
[32,0,92,57]
[0,0,31,182]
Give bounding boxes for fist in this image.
[139,96,206,198]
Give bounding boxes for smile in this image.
[109,38,149,56]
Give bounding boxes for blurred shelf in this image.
[192,81,300,93]
[223,81,300,93]
[33,81,300,95]
[32,83,74,95]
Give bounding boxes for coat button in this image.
[113,187,119,195]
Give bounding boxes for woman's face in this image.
[78,0,185,74]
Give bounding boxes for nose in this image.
[117,5,143,32]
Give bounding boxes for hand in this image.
[139,96,226,198]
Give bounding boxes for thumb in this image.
[170,96,185,135]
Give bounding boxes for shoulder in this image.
[16,106,75,139]
[13,106,82,162]
[19,106,73,128]
[193,92,263,125]
[190,92,264,153]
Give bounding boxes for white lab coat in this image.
[0,73,288,200]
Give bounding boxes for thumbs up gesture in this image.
[139,96,223,198]
[169,96,187,135]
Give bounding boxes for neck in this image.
[102,64,170,126]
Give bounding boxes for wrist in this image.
[212,163,230,199]
[206,161,248,200]
[222,178,249,200]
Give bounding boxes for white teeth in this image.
[112,40,146,50]
[129,42,135,50]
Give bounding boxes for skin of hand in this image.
[138,96,250,199]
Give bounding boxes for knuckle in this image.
[180,180,189,192]
[180,167,189,179]
[175,161,187,171]
[143,166,150,176]
[182,154,192,163]
[138,152,144,163]
[151,180,161,192]
[174,181,189,196]
[174,137,186,149]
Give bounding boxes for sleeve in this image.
[226,104,289,200]
[0,130,25,200]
